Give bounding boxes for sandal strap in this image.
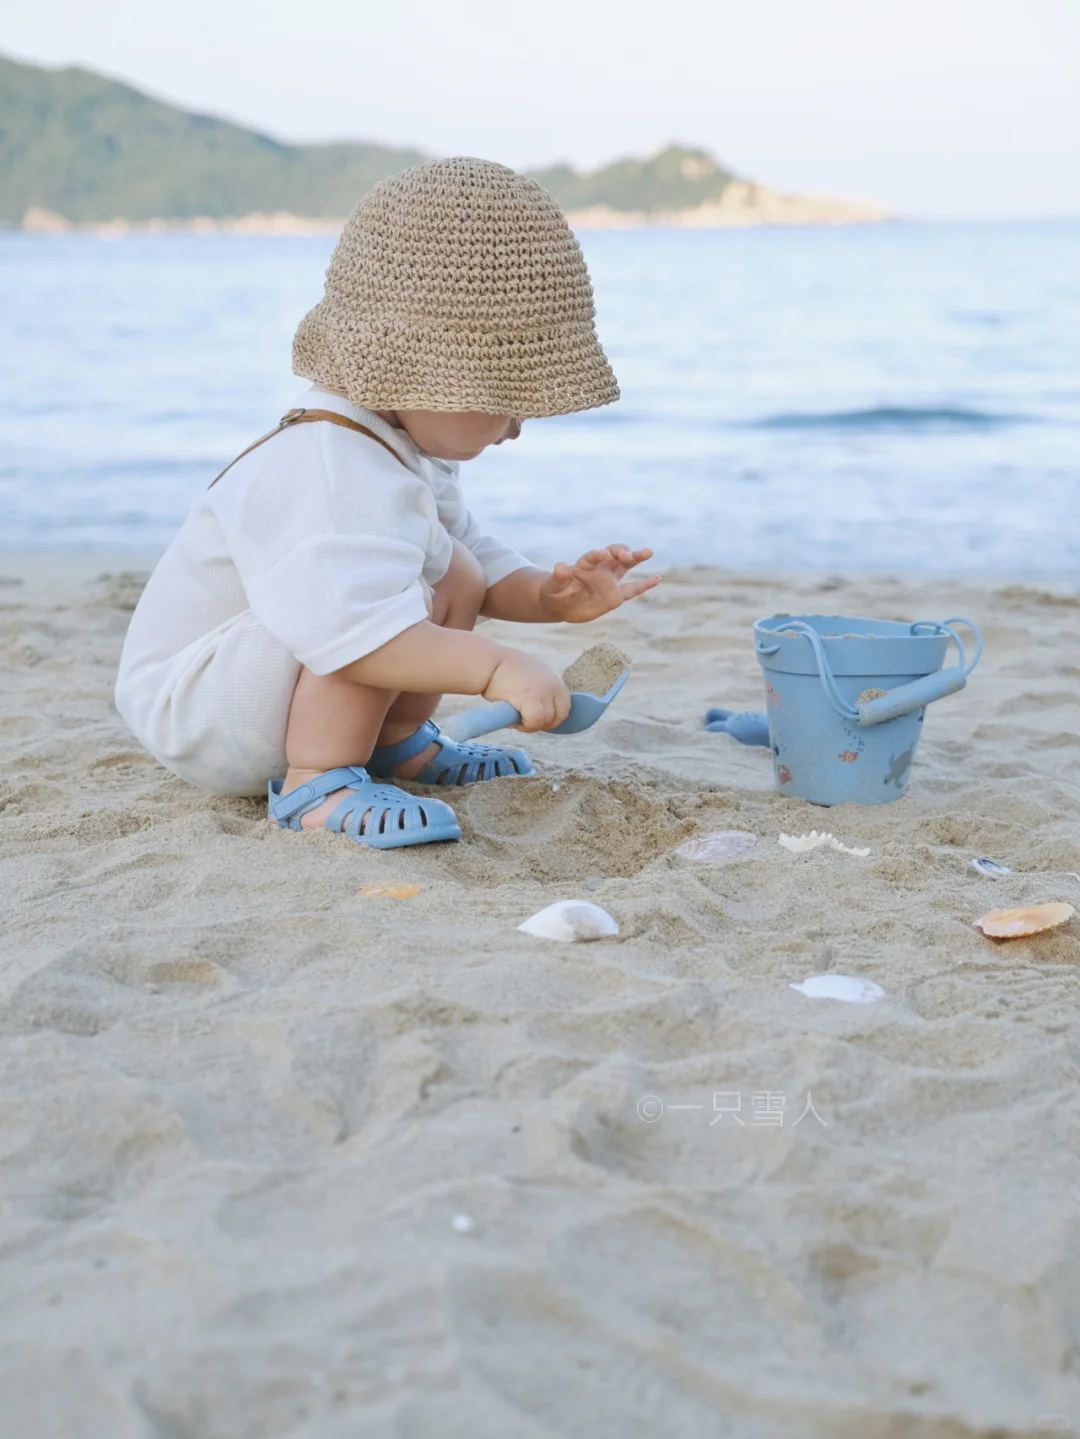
[268,765,370,824]
[369,720,440,770]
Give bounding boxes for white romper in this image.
[115,387,531,796]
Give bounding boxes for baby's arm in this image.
[432,469,658,624]
[482,545,659,624]
[339,620,570,731]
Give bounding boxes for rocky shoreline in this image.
[18,179,889,239]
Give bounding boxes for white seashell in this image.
[972,857,1011,878]
[518,900,619,942]
[790,974,886,1003]
[779,831,871,857]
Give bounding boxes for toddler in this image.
[115,158,658,848]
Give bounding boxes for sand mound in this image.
[452,773,698,883]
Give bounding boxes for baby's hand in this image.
[484,649,571,731]
[538,545,659,623]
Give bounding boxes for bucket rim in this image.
[754,615,954,681]
[755,613,939,639]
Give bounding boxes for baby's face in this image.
[393,411,522,461]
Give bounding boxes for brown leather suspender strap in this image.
[207,407,408,488]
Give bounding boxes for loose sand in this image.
[562,642,630,694]
[2,554,1079,1438]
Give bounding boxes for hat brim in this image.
[293,309,619,419]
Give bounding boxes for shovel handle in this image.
[856,617,983,727]
[440,700,522,743]
[856,666,967,726]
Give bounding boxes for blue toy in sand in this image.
[704,708,771,747]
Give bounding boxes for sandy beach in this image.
[1,553,1079,1438]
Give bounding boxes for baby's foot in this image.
[386,739,441,782]
[276,768,357,829]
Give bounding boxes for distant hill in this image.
[534,147,736,216]
[0,53,425,224]
[0,53,885,228]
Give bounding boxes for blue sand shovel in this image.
[441,669,630,743]
[705,707,771,747]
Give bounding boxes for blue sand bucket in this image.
[754,614,982,806]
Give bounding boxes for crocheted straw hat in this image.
[292,157,619,418]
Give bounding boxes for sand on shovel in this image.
[561,643,631,694]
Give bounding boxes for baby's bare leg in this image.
[280,541,486,827]
[376,541,487,760]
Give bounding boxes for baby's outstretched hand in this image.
[538,545,659,623]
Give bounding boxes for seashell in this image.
[779,831,871,858]
[518,900,619,942]
[973,902,1074,939]
[676,830,756,862]
[360,882,421,899]
[972,857,1011,878]
[790,974,886,1003]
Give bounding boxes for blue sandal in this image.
[367,719,533,786]
[268,765,461,848]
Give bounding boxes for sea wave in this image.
[747,405,1029,432]
[560,403,1037,434]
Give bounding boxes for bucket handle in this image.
[762,618,983,727]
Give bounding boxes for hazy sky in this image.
[6,0,1079,216]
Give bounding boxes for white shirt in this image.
[121,385,532,679]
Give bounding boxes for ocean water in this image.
[1,222,1078,579]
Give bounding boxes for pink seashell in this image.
[676,831,757,862]
[974,902,1074,939]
